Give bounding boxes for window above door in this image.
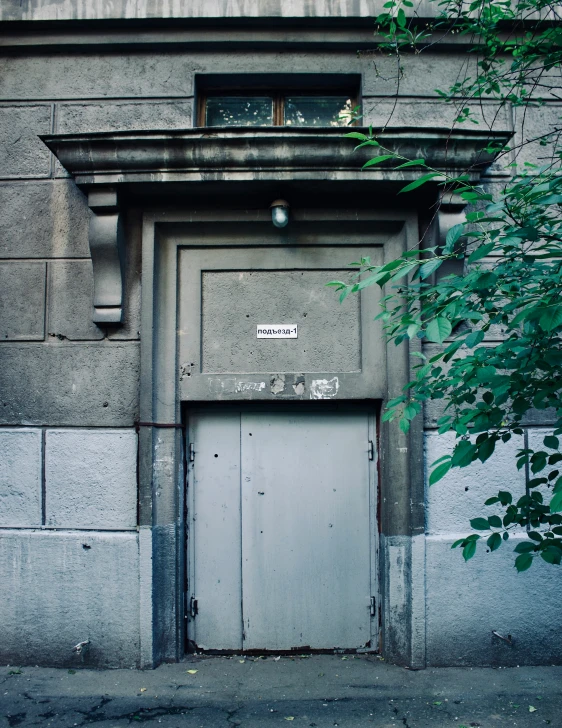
[195,74,361,127]
[203,93,356,127]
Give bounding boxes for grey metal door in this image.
[187,409,377,652]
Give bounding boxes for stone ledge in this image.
[42,126,513,188]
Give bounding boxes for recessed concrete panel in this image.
[362,52,479,97]
[513,103,562,168]
[45,429,137,528]
[0,0,384,21]
[0,105,52,178]
[0,181,90,259]
[0,53,193,99]
[0,529,140,667]
[363,99,511,130]
[426,534,562,665]
[201,270,361,373]
[0,262,45,340]
[425,431,526,534]
[0,343,140,426]
[0,429,42,526]
[48,261,104,341]
[57,101,193,134]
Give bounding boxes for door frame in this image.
[138,206,426,668]
[185,402,380,654]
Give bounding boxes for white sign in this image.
[257,324,298,339]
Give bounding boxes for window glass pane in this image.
[205,97,273,126]
[284,96,353,126]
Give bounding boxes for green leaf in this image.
[463,540,478,561]
[343,132,369,141]
[399,418,411,434]
[399,173,440,194]
[544,435,559,450]
[418,258,443,280]
[539,305,562,332]
[425,317,452,343]
[550,491,562,513]
[488,515,502,528]
[515,553,533,572]
[429,460,451,485]
[465,330,484,348]
[467,242,496,263]
[452,440,477,467]
[470,517,490,531]
[514,542,535,553]
[362,155,396,168]
[444,223,464,253]
[487,532,502,551]
[395,158,426,169]
[478,437,496,463]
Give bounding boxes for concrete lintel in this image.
[43,127,513,188]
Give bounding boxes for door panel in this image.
[189,411,242,650]
[188,408,376,652]
[241,411,372,650]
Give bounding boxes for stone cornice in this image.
[42,126,512,188]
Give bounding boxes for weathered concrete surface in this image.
[0,105,52,178]
[0,428,42,526]
[513,103,562,167]
[1,657,561,727]
[0,51,473,102]
[0,530,140,668]
[57,101,193,134]
[0,262,46,340]
[0,0,415,21]
[201,270,360,373]
[0,181,90,259]
[0,54,194,100]
[363,98,511,130]
[425,430,527,533]
[48,261,104,341]
[426,534,562,666]
[0,343,140,426]
[45,429,137,529]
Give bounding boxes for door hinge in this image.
[189,596,198,618]
[370,596,376,617]
[189,443,195,462]
[368,440,374,461]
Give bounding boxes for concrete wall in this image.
[0,34,142,664]
[424,428,562,666]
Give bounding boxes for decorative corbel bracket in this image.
[437,192,468,250]
[88,186,124,325]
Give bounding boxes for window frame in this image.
[197,89,359,127]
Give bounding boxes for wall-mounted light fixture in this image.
[270,199,290,228]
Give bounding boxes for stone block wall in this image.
[424,426,562,665]
[0,46,147,665]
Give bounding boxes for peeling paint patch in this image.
[292,374,306,396]
[208,378,236,395]
[310,377,339,399]
[235,381,266,393]
[270,374,286,395]
[179,362,194,381]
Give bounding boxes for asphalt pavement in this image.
[2,654,561,727]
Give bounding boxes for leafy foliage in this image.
[334,0,562,570]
